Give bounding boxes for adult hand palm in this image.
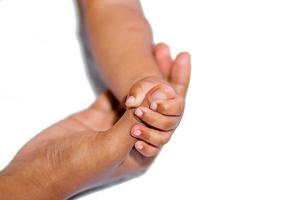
[5,43,190,198]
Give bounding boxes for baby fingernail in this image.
[133,129,142,136]
[150,102,157,111]
[135,143,143,150]
[135,108,143,117]
[125,96,135,107]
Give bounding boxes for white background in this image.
[1,0,300,199]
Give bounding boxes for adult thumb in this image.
[101,109,138,160]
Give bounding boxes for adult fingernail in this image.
[134,108,143,117]
[150,102,158,111]
[125,96,135,107]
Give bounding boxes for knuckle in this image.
[159,132,172,145]
[130,84,143,96]
[158,137,168,146]
[163,119,175,130]
[141,130,151,141]
[143,148,157,157]
[160,102,170,112]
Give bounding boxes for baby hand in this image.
[126,43,191,157]
[130,85,184,157]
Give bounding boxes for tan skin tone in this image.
[0,43,191,200]
[78,0,163,101]
[77,0,191,156]
[0,0,192,198]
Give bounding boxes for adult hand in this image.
[0,43,191,200]
[0,90,137,200]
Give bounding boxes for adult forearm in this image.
[0,169,60,200]
[79,0,162,103]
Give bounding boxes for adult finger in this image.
[170,52,191,97]
[153,42,173,79]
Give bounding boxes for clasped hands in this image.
[0,43,191,200]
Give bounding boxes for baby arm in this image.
[77,0,164,103]
[78,0,191,160]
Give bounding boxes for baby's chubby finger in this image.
[124,77,171,108]
[149,95,185,116]
[125,84,150,108]
[134,141,161,158]
[134,106,180,131]
[131,124,172,147]
[125,77,177,108]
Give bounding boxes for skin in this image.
[129,50,191,156]
[77,0,163,102]
[0,44,191,200]
[0,0,192,198]
[77,0,191,155]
